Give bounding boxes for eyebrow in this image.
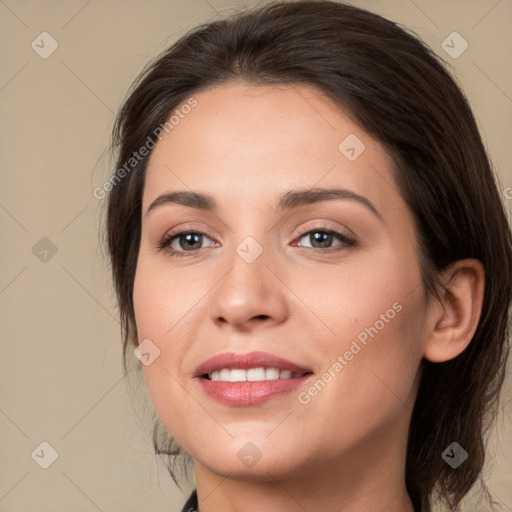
[145,187,384,222]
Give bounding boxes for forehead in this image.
[143,81,400,216]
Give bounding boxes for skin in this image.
[133,81,485,512]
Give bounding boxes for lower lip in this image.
[198,375,312,406]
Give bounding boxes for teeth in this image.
[219,368,230,381]
[265,368,280,380]
[208,367,305,382]
[247,368,266,381]
[230,369,247,382]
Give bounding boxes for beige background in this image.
[1,0,511,511]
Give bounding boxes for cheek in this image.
[133,250,200,339]
[133,254,208,445]
[308,288,424,435]
[141,363,208,459]
[293,257,425,444]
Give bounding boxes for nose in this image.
[209,244,289,332]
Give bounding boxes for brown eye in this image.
[159,230,216,257]
[295,227,356,251]
[172,232,205,251]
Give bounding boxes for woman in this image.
[104,1,512,511]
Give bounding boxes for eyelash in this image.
[158,224,357,259]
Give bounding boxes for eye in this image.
[159,229,217,258]
[158,224,356,259]
[293,225,356,252]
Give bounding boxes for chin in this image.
[190,438,309,479]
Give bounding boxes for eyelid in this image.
[294,221,352,238]
[294,213,360,237]
[164,224,214,238]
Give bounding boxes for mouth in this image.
[194,350,313,379]
[204,367,310,381]
[194,351,314,406]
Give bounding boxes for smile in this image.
[194,351,314,406]
[206,367,308,382]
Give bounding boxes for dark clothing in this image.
[180,488,430,511]
[181,490,198,512]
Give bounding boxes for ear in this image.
[423,259,485,363]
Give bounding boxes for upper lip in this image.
[194,351,312,378]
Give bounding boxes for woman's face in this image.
[133,82,429,481]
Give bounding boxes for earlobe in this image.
[423,259,485,363]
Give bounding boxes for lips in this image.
[194,351,314,406]
[194,351,312,378]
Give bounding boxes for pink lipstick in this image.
[194,351,313,406]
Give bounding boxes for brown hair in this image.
[105,1,512,510]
